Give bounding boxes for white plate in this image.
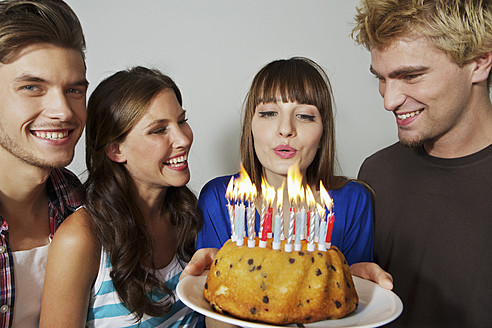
[177,273,403,328]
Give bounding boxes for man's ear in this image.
[106,142,127,163]
[471,51,492,84]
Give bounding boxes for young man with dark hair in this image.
[0,0,87,325]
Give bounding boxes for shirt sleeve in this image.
[332,181,375,265]
[196,176,233,249]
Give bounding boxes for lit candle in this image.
[247,187,257,248]
[259,179,267,242]
[325,212,335,249]
[318,218,327,252]
[299,186,306,241]
[286,202,294,252]
[315,203,323,243]
[226,177,237,242]
[277,184,285,240]
[260,206,272,248]
[273,213,281,250]
[235,200,245,246]
[320,181,335,249]
[306,185,316,252]
[294,209,302,251]
[286,163,302,252]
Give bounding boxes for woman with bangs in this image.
[196,57,374,266]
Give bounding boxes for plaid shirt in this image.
[0,168,82,328]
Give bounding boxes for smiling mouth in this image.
[164,154,188,167]
[396,110,422,120]
[32,130,70,140]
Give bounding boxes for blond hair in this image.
[352,0,492,81]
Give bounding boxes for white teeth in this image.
[165,155,188,165]
[397,110,422,120]
[33,131,68,140]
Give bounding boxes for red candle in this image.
[325,213,335,244]
[261,207,273,241]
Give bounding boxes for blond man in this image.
[352,0,492,327]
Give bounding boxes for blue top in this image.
[196,174,374,265]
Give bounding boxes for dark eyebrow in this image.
[370,65,429,79]
[13,74,89,88]
[145,110,186,129]
[13,74,46,83]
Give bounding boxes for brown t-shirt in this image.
[358,142,492,328]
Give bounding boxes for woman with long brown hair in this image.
[40,66,203,327]
[196,57,374,265]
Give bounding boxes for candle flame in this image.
[306,184,315,208]
[287,162,303,205]
[276,184,284,209]
[235,164,257,202]
[226,176,234,201]
[316,203,325,219]
[319,180,333,213]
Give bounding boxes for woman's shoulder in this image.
[199,174,237,195]
[332,180,372,201]
[52,208,98,253]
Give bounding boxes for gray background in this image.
[66,0,397,194]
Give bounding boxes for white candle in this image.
[227,203,236,242]
[273,214,281,250]
[294,211,302,251]
[235,203,245,246]
[285,205,295,252]
[318,219,327,251]
[314,209,320,243]
[307,208,315,252]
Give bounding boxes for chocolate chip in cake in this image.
[305,316,312,321]
[298,251,305,256]
[306,299,310,303]
[257,265,262,270]
[289,258,295,264]
[250,307,257,314]
[328,264,337,272]
[204,283,208,289]
[215,270,220,277]
[316,268,322,276]
[248,259,254,265]
[311,256,315,263]
[263,295,269,303]
[229,264,233,269]
[214,259,218,266]
[335,300,342,308]
[260,282,266,290]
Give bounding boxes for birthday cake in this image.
[203,238,358,325]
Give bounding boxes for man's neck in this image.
[0,151,52,243]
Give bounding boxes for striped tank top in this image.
[86,249,203,327]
